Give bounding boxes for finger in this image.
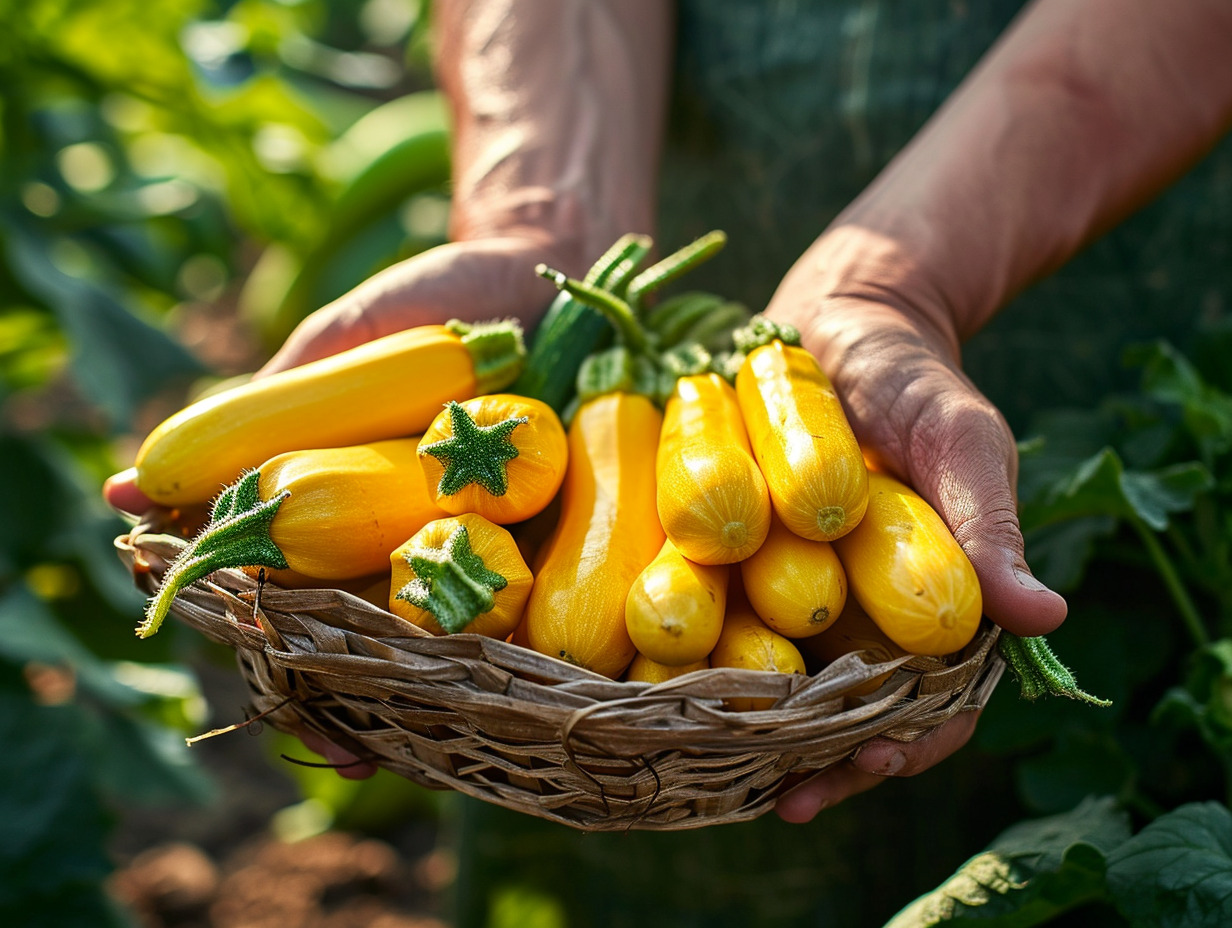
[851,709,981,778]
[260,237,566,377]
[104,468,155,516]
[774,764,886,823]
[774,710,982,824]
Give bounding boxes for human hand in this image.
[767,228,1067,822]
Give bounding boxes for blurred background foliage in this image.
[0,0,449,923]
[4,1,1232,926]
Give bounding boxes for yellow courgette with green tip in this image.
[134,319,524,506]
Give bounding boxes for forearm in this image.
[434,0,673,267]
[795,0,1232,349]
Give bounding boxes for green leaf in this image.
[1106,802,1232,928]
[1153,639,1232,763]
[1128,340,1232,461]
[2,220,205,431]
[1020,447,1213,533]
[1016,731,1135,816]
[0,692,114,913]
[884,796,1131,927]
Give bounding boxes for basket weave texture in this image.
[117,528,1004,832]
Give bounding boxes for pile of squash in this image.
[135,232,983,702]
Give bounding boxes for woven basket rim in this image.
[116,526,1005,832]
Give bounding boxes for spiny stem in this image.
[536,264,651,354]
[1129,513,1209,647]
[998,633,1111,706]
[138,470,289,638]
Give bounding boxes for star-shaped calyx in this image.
[419,401,528,497]
[396,523,508,634]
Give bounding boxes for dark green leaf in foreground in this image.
[1106,802,1232,928]
[884,796,1131,927]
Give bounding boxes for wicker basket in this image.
[116,525,1004,833]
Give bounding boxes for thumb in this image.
[260,237,561,377]
[902,398,1067,638]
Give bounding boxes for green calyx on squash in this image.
[394,522,509,634]
[138,469,289,638]
[418,400,527,497]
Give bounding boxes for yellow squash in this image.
[418,394,567,524]
[625,538,728,666]
[389,512,532,639]
[709,604,807,711]
[735,337,868,542]
[523,392,665,679]
[625,654,709,684]
[656,373,771,564]
[740,514,847,638]
[832,471,982,656]
[802,598,910,697]
[134,320,524,506]
[139,437,446,637]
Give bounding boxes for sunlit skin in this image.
[625,539,728,666]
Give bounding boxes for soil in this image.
[105,660,455,928]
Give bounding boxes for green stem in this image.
[535,264,651,354]
[138,470,289,638]
[997,633,1112,706]
[446,318,526,394]
[1129,514,1210,648]
[625,230,727,310]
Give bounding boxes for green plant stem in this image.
[1129,513,1209,648]
[535,264,651,354]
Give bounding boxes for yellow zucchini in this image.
[734,318,868,542]
[388,512,532,639]
[801,598,910,697]
[739,514,846,638]
[656,373,771,564]
[625,538,728,666]
[625,654,709,684]
[832,471,982,656]
[134,319,524,506]
[139,438,446,637]
[523,392,665,679]
[710,604,807,710]
[418,394,567,524]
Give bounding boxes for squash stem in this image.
[1128,513,1209,648]
[625,230,727,311]
[395,523,508,634]
[997,633,1111,706]
[447,318,526,395]
[535,265,651,354]
[138,470,289,638]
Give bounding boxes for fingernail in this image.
[1013,568,1049,593]
[882,750,907,775]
